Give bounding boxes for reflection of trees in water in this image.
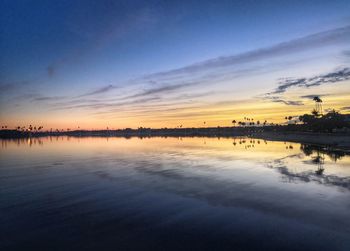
[268,145,350,190]
[310,150,325,175]
[229,139,345,179]
[268,155,350,191]
[272,164,350,190]
[231,137,296,152]
[26,138,44,147]
[300,144,348,175]
[300,144,350,175]
[300,144,347,162]
[1,137,44,148]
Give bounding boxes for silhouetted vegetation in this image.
[299,110,350,132]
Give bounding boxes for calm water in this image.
[1,137,350,251]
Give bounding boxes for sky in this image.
[1,0,350,130]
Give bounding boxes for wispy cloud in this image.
[260,67,350,106]
[0,83,17,93]
[78,84,118,97]
[340,106,350,112]
[32,96,64,102]
[127,82,195,99]
[0,80,30,94]
[147,26,350,79]
[265,96,304,106]
[268,67,350,95]
[52,96,161,111]
[128,26,350,110]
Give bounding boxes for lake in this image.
[1,137,350,250]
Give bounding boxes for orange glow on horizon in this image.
[1,80,349,130]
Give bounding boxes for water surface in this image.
[1,137,350,250]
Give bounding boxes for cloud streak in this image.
[267,97,304,106]
[0,80,30,94]
[32,96,64,102]
[78,84,118,97]
[261,67,350,106]
[126,82,196,99]
[147,26,350,79]
[340,106,350,112]
[269,67,350,95]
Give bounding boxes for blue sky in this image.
[1,0,350,129]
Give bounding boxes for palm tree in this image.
[313,96,323,116]
[285,116,293,123]
[232,120,236,127]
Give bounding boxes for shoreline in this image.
[251,131,350,152]
[1,128,350,151]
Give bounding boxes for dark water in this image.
[1,137,350,251]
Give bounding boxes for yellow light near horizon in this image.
[1,91,350,130]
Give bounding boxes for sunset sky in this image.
[1,0,350,130]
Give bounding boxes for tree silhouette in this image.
[313,96,323,115]
[232,120,236,127]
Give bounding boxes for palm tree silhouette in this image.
[313,96,323,116]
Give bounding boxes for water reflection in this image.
[1,137,350,250]
[268,154,350,191]
[1,137,44,148]
[301,143,348,162]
